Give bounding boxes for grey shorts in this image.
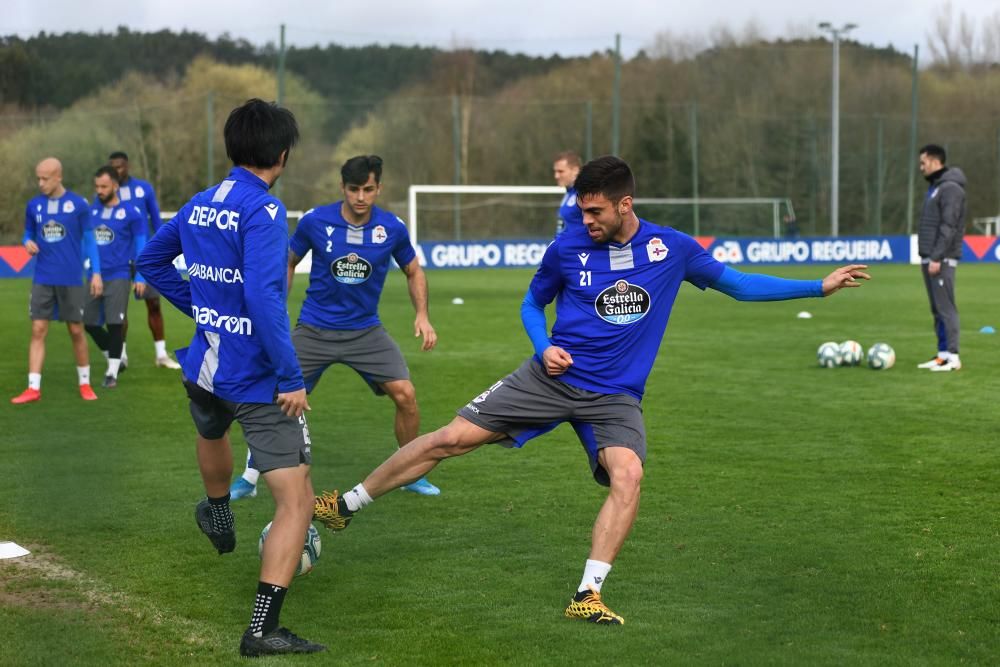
[30,283,85,322]
[183,380,312,473]
[292,323,409,395]
[457,357,646,486]
[84,279,131,326]
[130,261,160,300]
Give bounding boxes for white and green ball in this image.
[817,341,842,368]
[259,522,322,576]
[839,340,864,366]
[867,343,895,370]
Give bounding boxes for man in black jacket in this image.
[916,144,966,372]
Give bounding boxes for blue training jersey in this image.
[137,167,304,404]
[23,191,92,286]
[118,176,162,235]
[291,203,417,330]
[529,218,725,400]
[90,200,146,280]
[555,186,583,236]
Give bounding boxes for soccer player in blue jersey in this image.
[314,156,870,625]
[83,166,147,389]
[137,99,325,657]
[12,157,103,404]
[107,150,182,370]
[229,154,440,500]
[553,150,583,237]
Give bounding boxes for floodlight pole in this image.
[819,22,857,238]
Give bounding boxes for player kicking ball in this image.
[312,156,870,625]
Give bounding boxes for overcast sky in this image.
[8,0,999,59]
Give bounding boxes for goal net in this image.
[406,186,796,243]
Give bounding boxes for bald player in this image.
[12,158,103,404]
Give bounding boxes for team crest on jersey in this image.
[94,225,115,245]
[63,200,75,213]
[647,237,668,262]
[373,225,387,243]
[135,186,145,198]
[567,193,577,207]
[331,252,372,284]
[42,220,66,242]
[115,208,126,220]
[594,279,651,325]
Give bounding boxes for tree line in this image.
[2,28,1000,243]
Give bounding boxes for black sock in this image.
[249,581,287,637]
[207,493,233,533]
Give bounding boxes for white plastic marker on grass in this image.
[797,311,813,319]
[0,542,30,559]
[451,297,464,305]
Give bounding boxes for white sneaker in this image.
[929,358,961,372]
[155,356,181,370]
[917,356,946,369]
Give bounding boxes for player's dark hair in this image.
[919,144,947,164]
[554,150,582,168]
[341,155,383,186]
[574,155,635,203]
[108,151,129,162]
[94,165,119,181]
[224,99,299,169]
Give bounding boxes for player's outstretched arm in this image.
[521,290,572,375]
[710,265,868,301]
[820,264,870,296]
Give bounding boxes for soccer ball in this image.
[867,343,895,370]
[259,522,322,576]
[839,340,864,366]
[817,341,842,368]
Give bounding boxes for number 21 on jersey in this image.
[579,270,591,286]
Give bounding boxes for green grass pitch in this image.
[1,264,997,665]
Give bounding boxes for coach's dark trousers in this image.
[921,258,960,354]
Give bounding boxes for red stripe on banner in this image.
[693,236,716,250]
[0,246,32,272]
[964,235,996,260]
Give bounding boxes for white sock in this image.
[938,351,950,360]
[102,350,109,359]
[28,373,41,391]
[77,366,90,386]
[121,342,128,362]
[578,559,612,593]
[154,340,167,358]
[107,358,121,379]
[242,450,260,485]
[343,483,373,512]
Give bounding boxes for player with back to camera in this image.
[313,156,871,625]
[12,157,103,404]
[106,150,182,370]
[83,165,147,388]
[137,99,325,657]
[228,154,440,501]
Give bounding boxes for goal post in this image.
[406,186,796,242]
